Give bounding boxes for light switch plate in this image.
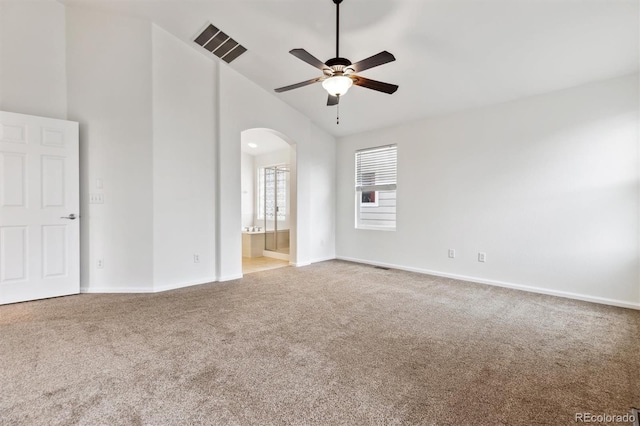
[90,193,104,204]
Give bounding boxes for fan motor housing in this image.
[326,57,354,74]
[326,57,352,68]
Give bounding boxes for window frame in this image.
[354,144,397,231]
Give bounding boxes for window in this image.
[257,166,287,221]
[355,145,397,230]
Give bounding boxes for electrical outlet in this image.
[448,249,456,259]
[478,252,486,263]
[193,254,200,263]
[97,259,104,269]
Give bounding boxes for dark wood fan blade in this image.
[290,49,329,71]
[352,76,398,94]
[327,94,339,106]
[275,77,324,93]
[350,51,395,73]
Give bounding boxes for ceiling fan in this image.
[274,0,398,107]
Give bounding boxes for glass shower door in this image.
[263,165,289,253]
[263,167,276,252]
[274,167,289,254]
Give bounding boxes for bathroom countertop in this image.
[242,229,290,234]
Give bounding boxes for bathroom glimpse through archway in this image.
[240,128,297,274]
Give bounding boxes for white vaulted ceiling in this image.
[61,0,639,137]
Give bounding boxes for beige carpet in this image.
[1,260,638,425]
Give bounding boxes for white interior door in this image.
[0,111,80,304]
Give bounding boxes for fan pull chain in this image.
[337,103,340,125]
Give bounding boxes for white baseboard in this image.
[336,256,640,311]
[81,278,218,294]
[289,256,335,268]
[81,286,154,294]
[218,274,243,282]
[309,256,336,264]
[154,279,215,293]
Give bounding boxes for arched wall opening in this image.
[240,128,298,268]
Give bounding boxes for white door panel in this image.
[0,111,79,304]
[1,152,27,206]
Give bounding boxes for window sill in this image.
[355,226,396,232]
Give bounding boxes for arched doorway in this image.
[240,128,297,274]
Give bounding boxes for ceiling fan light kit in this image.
[322,75,353,97]
[274,0,398,123]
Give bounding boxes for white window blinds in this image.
[355,145,397,192]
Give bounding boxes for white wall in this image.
[0,0,338,291]
[67,8,220,293]
[66,6,155,292]
[0,0,67,119]
[218,66,337,277]
[337,73,640,308]
[151,25,216,291]
[4,1,631,307]
[253,148,290,169]
[309,123,336,263]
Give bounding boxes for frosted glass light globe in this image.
[322,75,353,96]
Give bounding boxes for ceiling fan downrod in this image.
[325,0,351,70]
[334,0,342,58]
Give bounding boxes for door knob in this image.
[60,214,77,220]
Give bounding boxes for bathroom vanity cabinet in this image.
[242,232,265,258]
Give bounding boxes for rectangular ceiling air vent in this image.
[194,23,247,64]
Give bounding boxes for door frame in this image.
[240,128,298,269]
